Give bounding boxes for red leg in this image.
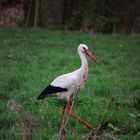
[59,104,66,128]
[67,100,95,131]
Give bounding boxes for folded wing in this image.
[37,72,77,100]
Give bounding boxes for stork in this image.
[37,44,97,131]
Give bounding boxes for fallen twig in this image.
[88,130,97,140]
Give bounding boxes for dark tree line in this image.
[0,0,140,33]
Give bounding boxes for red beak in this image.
[85,50,97,62]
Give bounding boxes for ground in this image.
[0,29,140,140]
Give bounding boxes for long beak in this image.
[85,50,97,62]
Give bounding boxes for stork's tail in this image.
[37,84,68,100]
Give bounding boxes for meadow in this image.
[0,29,140,140]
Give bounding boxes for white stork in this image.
[37,44,97,131]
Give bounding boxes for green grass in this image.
[0,28,140,140]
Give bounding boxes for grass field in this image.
[0,29,140,140]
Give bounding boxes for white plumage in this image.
[38,44,96,100]
[37,44,97,131]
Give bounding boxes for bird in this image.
[37,44,97,131]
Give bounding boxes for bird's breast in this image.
[76,66,88,90]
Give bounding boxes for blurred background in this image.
[0,0,140,33]
[0,1,140,139]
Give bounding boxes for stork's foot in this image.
[88,129,97,140]
[59,128,66,140]
[86,125,96,132]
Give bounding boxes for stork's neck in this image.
[78,51,88,69]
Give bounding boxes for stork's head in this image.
[78,44,97,62]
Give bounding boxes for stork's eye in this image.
[83,47,86,50]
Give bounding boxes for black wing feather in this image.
[37,85,68,100]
